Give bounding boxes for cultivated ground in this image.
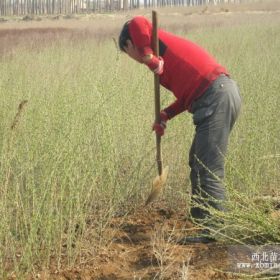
[1,1,280,279]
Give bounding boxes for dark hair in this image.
[118,21,131,52]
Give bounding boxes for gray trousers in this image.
[189,74,241,225]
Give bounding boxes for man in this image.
[118,16,241,243]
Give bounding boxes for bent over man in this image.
[118,16,241,244]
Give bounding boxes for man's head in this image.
[118,20,131,52]
[118,20,143,63]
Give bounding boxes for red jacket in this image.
[128,16,229,119]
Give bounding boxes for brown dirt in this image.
[38,202,236,280]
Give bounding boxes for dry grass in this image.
[0,26,119,58]
[1,0,279,58]
[0,1,279,278]
[0,4,279,61]
[151,224,192,279]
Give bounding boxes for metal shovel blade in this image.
[145,166,169,206]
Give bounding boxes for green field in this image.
[0,4,280,279]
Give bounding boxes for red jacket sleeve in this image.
[164,99,187,120]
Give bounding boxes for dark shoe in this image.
[177,229,216,245]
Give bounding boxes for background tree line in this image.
[0,0,247,17]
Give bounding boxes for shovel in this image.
[145,11,169,206]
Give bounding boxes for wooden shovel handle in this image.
[152,10,162,176]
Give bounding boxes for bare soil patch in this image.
[36,202,237,280]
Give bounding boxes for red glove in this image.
[152,111,169,136]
